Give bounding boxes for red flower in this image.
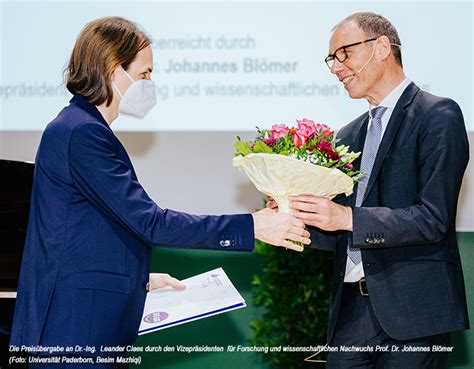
[264,137,277,147]
[293,132,308,148]
[317,141,339,160]
[315,123,334,137]
[344,163,354,170]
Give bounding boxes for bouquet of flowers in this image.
[233,119,362,213]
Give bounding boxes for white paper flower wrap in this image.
[233,153,354,213]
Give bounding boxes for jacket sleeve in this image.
[352,98,469,248]
[308,227,339,252]
[68,122,254,251]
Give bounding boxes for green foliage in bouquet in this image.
[251,239,334,368]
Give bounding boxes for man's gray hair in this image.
[335,12,403,68]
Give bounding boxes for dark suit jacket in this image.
[10,95,254,350]
[310,82,470,342]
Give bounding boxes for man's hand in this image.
[252,208,310,252]
[148,273,186,292]
[289,195,353,231]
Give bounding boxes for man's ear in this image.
[377,36,392,61]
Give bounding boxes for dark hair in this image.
[335,12,403,68]
[65,16,151,106]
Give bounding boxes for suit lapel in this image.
[336,116,369,207]
[361,82,420,204]
[349,118,369,206]
[352,119,370,156]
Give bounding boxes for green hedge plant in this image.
[251,240,334,369]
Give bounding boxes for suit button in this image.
[220,240,231,247]
[339,271,344,278]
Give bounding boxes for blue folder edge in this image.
[138,302,247,335]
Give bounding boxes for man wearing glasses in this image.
[288,12,469,368]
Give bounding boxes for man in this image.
[289,12,469,368]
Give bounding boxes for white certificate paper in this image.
[138,267,246,335]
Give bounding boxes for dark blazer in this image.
[310,82,470,342]
[10,95,254,350]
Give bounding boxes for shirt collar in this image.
[369,78,411,116]
[70,94,111,130]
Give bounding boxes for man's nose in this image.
[330,58,344,75]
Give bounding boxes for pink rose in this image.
[270,124,289,140]
[297,118,316,128]
[296,119,317,141]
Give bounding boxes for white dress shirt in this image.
[344,78,411,283]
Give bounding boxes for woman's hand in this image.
[252,208,310,251]
[147,273,186,292]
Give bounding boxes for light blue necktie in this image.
[347,106,387,264]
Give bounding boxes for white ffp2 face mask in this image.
[112,67,156,119]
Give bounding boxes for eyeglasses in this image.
[324,38,377,69]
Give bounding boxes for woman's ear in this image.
[112,65,122,79]
[111,65,126,89]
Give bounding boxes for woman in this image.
[10,16,309,366]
